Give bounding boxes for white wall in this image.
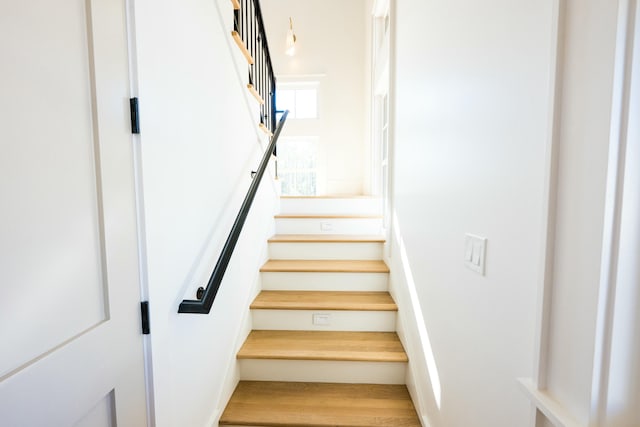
[133,0,278,425]
[392,1,640,426]
[604,6,640,423]
[534,1,640,426]
[261,0,372,195]
[390,1,554,426]
[541,0,620,423]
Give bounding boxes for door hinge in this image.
[140,301,150,335]
[130,97,140,134]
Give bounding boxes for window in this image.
[276,82,319,119]
[278,137,318,196]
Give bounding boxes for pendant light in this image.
[285,17,297,56]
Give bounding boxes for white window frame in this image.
[276,81,320,120]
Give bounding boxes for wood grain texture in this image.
[219,381,421,426]
[251,291,397,311]
[260,259,389,273]
[237,330,408,362]
[280,195,378,199]
[268,234,385,243]
[231,31,254,64]
[258,123,273,136]
[247,84,265,104]
[275,214,382,219]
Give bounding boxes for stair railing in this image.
[178,0,285,314]
[178,110,288,314]
[233,0,277,133]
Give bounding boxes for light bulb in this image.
[285,17,296,56]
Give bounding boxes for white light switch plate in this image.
[465,234,487,275]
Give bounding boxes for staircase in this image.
[219,196,420,426]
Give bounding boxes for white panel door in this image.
[0,0,148,426]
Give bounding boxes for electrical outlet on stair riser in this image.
[320,221,333,232]
[313,313,331,326]
[464,234,487,275]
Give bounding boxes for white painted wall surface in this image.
[604,5,640,425]
[132,0,278,425]
[538,1,640,425]
[391,1,554,426]
[261,0,372,195]
[542,1,620,423]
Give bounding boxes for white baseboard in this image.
[207,408,221,427]
[385,219,440,427]
[397,313,434,427]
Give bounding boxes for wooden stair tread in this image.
[260,259,389,273]
[280,195,378,199]
[219,381,421,426]
[275,214,382,219]
[237,330,408,362]
[231,31,254,64]
[259,122,273,136]
[247,83,265,104]
[269,234,385,243]
[251,291,397,311]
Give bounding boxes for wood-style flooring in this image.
[260,259,389,273]
[251,290,397,311]
[219,381,421,427]
[237,330,408,362]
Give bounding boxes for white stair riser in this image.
[239,359,406,384]
[251,309,396,332]
[261,272,389,291]
[275,217,382,235]
[268,242,383,260]
[280,197,382,216]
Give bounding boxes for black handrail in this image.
[178,111,289,314]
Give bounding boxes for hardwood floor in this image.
[237,330,408,362]
[251,291,397,311]
[219,381,421,427]
[260,259,390,273]
[220,197,420,425]
[275,214,382,219]
[268,234,385,243]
